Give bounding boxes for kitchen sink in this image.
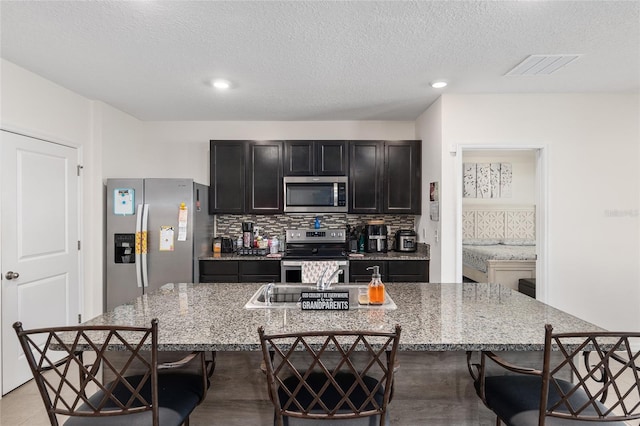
[244,284,397,310]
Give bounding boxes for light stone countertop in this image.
[85,282,604,352]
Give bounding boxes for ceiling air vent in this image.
[505,54,582,76]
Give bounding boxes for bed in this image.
[462,206,536,292]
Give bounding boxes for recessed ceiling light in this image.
[212,79,231,90]
[430,80,448,89]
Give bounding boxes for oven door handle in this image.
[281,260,348,267]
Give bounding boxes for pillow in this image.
[500,238,536,246]
[462,238,501,246]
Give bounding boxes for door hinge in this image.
[77,165,84,176]
[78,240,81,250]
[78,314,82,324]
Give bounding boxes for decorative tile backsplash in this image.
[215,214,415,240]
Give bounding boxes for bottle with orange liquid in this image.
[366,266,385,305]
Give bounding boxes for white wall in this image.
[100,120,416,182]
[437,93,640,332]
[462,150,536,207]
[415,98,443,281]
[0,60,92,145]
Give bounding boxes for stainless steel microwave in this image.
[283,176,348,213]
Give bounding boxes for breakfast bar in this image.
[84,282,605,351]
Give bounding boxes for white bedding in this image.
[463,242,536,274]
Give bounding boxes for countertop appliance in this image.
[283,176,348,213]
[242,222,253,248]
[106,178,213,311]
[365,223,388,253]
[395,229,417,252]
[281,228,348,283]
[220,237,234,253]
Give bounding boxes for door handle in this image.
[4,271,20,280]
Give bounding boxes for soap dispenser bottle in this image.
[366,266,385,305]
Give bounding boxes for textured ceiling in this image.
[1,1,638,121]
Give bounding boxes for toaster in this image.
[220,237,235,253]
[394,229,417,252]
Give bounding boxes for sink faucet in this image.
[263,282,275,305]
[316,268,343,291]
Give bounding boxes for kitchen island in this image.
[85,282,604,351]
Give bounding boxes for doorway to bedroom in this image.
[458,147,545,301]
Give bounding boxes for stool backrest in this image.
[259,325,401,426]
[14,319,159,426]
[542,324,640,423]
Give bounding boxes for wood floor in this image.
[0,351,502,425]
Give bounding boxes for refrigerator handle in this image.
[135,204,144,288]
[141,204,150,288]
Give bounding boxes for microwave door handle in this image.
[333,183,338,207]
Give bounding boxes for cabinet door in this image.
[209,141,245,214]
[349,141,383,213]
[317,141,348,175]
[284,141,315,176]
[387,260,429,282]
[239,261,281,282]
[384,141,421,214]
[246,141,283,213]
[199,260,239,283]
[349,260,387,283]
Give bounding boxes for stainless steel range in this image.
[281,228,349,283]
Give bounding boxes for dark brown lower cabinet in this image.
[199,260,280,283]
[386,260,429,282]
[200,259,426,284]
[199,260,239,283]
[349,260,387,283]
[239,261,280,282]
[349,260,429,283]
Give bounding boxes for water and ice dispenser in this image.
[114,233,135,263]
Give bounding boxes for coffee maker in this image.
[365,223,388,253]
[242,222,253,248]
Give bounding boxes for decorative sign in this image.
[300,291,349,311]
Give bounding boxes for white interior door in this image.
[1,130,80,394]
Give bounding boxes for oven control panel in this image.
[286,228,346,243]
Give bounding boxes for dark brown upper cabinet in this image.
[384,141,421,214]
[211,139,419,215]
[349,141,383,214]
[246,140,283,214]
[284,140,348,176]
[348,140,421,214]
[210,140,283,214]
[209,140,245,214]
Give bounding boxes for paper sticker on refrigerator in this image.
[113,188,135,215]
[159,226,175,251]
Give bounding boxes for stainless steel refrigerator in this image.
[105,178,213,310]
